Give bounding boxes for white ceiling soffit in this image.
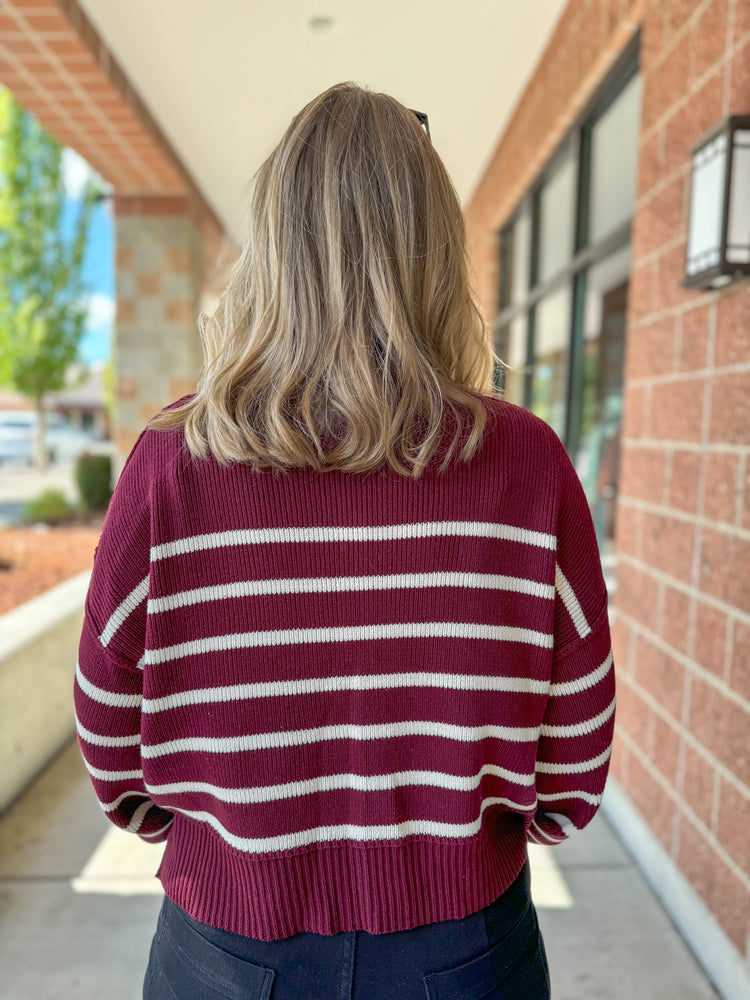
[79,1,567,243]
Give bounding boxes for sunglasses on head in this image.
[410,110,430,138]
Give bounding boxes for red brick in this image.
[649,713,682,784]
[714,288,750,368]
[709,371,750,447]
[681,743,716,828]
[689,676,750,786]
[616,675,654,748]
[634,633,687,720]
[612,499,641,558]
[676,302,711,372]
[661,585,692,656]
[625,317,677,380]
[641,1,667,71]
[638,176,688,256]
[627,259,654,327]
[610,729,630,784]
[649,377,705,442]
[668,449,701,514]
[702,452,740,524]
[677,816,748,952]
[692,599,730,678]
[165,247,193,272]
[699,526,750,613]
[667,0,703,41]
[734,0,750,43]
[626,752,678,853]
[636,130,662,200]
[643,33,692,133]
[620,445,668,503]
[729,619,750,699]
[689,0,729,85]
[611,616,632,673]
[621,385,648,440]
[716,779,750,877]
[654,241,699,313]
[615,561,661,632]
[642,509,696,581]
[727,36,750,115]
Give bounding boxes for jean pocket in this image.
[423,905,550,1000]
[155,908,275,1000]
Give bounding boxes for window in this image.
[495,45,641,549]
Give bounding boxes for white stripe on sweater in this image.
[143,622,554,665]
[159,795,538,854]
[142,671,551,713]
[150,521,557,562]
[125,799,154,834]
[100,791,150,813]
[75,662,142,709]
[140,719,542,759]
[536,744,612,775]
[554,565,591,639]
[538,790,603,806]
[81,758,144,782]
[548,651,612,695]
[539,696,616,738]
[139,816,174,839]
[140,652,613,714]
[76,716,141,748]
[147,571,555,614]
[99,576,150,647]
[144,763,537,805]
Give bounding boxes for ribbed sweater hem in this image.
[157,813,529,940]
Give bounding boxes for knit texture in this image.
[75,397,615,940]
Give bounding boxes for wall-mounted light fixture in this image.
[684,115,750,290]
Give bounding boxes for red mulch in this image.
[0,514,106,615]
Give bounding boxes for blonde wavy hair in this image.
[151,82,496,476]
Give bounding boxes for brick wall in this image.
[613,0,749,957]
[465,0,750,961]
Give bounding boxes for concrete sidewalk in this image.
[0,741,719,1000]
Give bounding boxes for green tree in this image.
[0,86,101,465]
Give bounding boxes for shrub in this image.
[75,453,112,511]
[21,489,73,525]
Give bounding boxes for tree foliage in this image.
[0,86,100,404]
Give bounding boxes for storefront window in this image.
[589,74,642,243]
[531,286,572,439]
[495,47,640,550]
[574,247,631,545]
[538,148,576,282]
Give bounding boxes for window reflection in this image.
[574,247,631,548]
[531,286,572,439]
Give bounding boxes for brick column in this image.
[113,195,204,460]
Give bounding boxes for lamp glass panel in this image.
[686,133,727,275]
[531,284,572,438]
[726,132,750,264]
[538,151,576,283]
[590,75,642,243]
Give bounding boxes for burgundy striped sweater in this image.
[75,397,615,940]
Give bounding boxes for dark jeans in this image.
[143,863,550,999]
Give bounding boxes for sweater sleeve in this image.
[528,444,616,846]
[74,430,174,842]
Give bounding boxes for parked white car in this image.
[0,410,105,465]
